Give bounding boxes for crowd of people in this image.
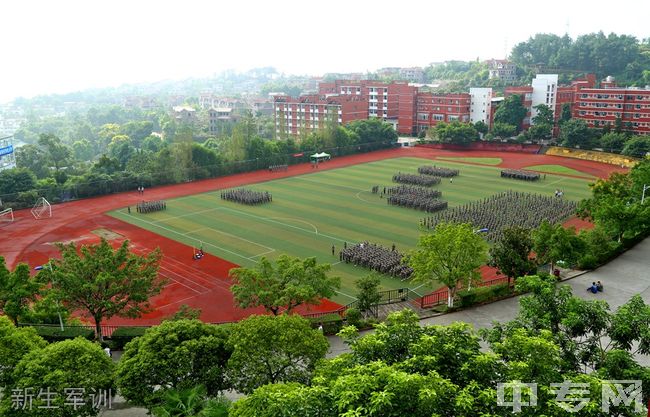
[221,188,272,205]
[392,172,440,187]
[418,166,460,177]
[136,200,166,213]
[500,169,540,181]
[421,190,577,242]
[387,185,441,199]
[340,242,413,280]
[269,164,288,172]
[388,193,448,213]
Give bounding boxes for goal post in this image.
[31,197,52,220]
[0,207,13,223]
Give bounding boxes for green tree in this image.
[473,120,489,135]
[532,221,582,272]
[346,118,397,149]
[532,103,554,126]
[0,337,115,417]
[0,316,47,387]
[432,121,479,144]
[230,255,340,315]
[489,226,536,287]
[409,223,488,308]
[600,132,628,153]
[621,135,650,157]
[0,259,41,324]
[15,144,51,179]
[559,118,597,148]
[494,95,528,132]
[151,385,230,417]
[227,314,328,394]
[0,167,37,197]
[354,273,381,317]
[71,139,95,161]
[44,239,164,340]
[491,122,517,138]
[38,133,72,171]
[559,103,572,126]
[116,319,232,409]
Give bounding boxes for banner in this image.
[292,152,304,157]
[0,145,14,157]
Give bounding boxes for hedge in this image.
[31,325,95,343]
[457,284,511,308]
[109,326,149,349]
[309,313,344,335]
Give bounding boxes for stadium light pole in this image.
[642,184,649,204]
[35,263,64,331]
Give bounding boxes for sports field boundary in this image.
[1,147,625,325]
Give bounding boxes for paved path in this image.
[328,236,650,361]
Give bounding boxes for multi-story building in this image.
[469,88,493,127]
[172,106,197,125]
[573,78,650,135]
[0,135,16,171]
[415,93,471,134]
[486,59,517,82]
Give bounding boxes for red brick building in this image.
[415,93,471,134]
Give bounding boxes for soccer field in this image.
[109,157,592,303]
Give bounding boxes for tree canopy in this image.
[44,239,164,340]
[230,255,340,315]
[494,95,528,132]
[409,222,488,307]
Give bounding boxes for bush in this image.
[309,313,343,335]
[577,254,599,270]
[345,308,362,328]
[31,325,95,342]
[458,284,511,308]
[110,326,149,349]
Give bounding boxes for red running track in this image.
[0,147,624,325]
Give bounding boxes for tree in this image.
[151,385,230,417]
[0,316,47,387]
[473,120,488,135]
[559,103,572,126]
[45,239,164,340]
[532,221,583,272]
[432,121,479,144]
[621,135,650,157]
[346,118,397,149]
[116,319,232,409]
[493,95,528,132]
[0,259,41,324]
[38,133,72,171]
[354,273,381,316]
[489,226,536,287]
[532,103,554,126]
[600,132,628,153]
[559,118,597,148]
[0,338,114,417]
[230,255,340,315]
[226,314,328,394]
[15,144,51,178]
[490,122,517,138]
[0,167,37,197]
[409,223,488,308]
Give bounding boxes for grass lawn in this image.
[523,164,597,178]
[435,157,503,165]
[109,157,592,304]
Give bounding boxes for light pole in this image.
[35,263,64,331]
[642,184,649,204]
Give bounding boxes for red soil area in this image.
[0,146,622,324]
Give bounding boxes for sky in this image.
[1,0,648,103]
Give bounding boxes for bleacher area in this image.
[545,146,639,167]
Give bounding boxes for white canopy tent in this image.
[310,152,331,162]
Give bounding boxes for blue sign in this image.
[0,145,13,157]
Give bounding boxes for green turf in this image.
[109,157,592,304]
[523,164,596,177]
[436,157,502,165]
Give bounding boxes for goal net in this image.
[31,197,52,220]
[0,208,13,223]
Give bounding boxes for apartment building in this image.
[415,93,471,133]
[486,59,517,82]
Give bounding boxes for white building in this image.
[469,88,493,127]
[0,135,16,171]
[530,74,558,123]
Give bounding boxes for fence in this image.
[417,275,513,309]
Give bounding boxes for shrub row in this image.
[457,284,511,308]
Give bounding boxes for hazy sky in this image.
[2,0,648,103]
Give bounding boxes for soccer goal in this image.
[31,197,52,220]
[0,208,13,223]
